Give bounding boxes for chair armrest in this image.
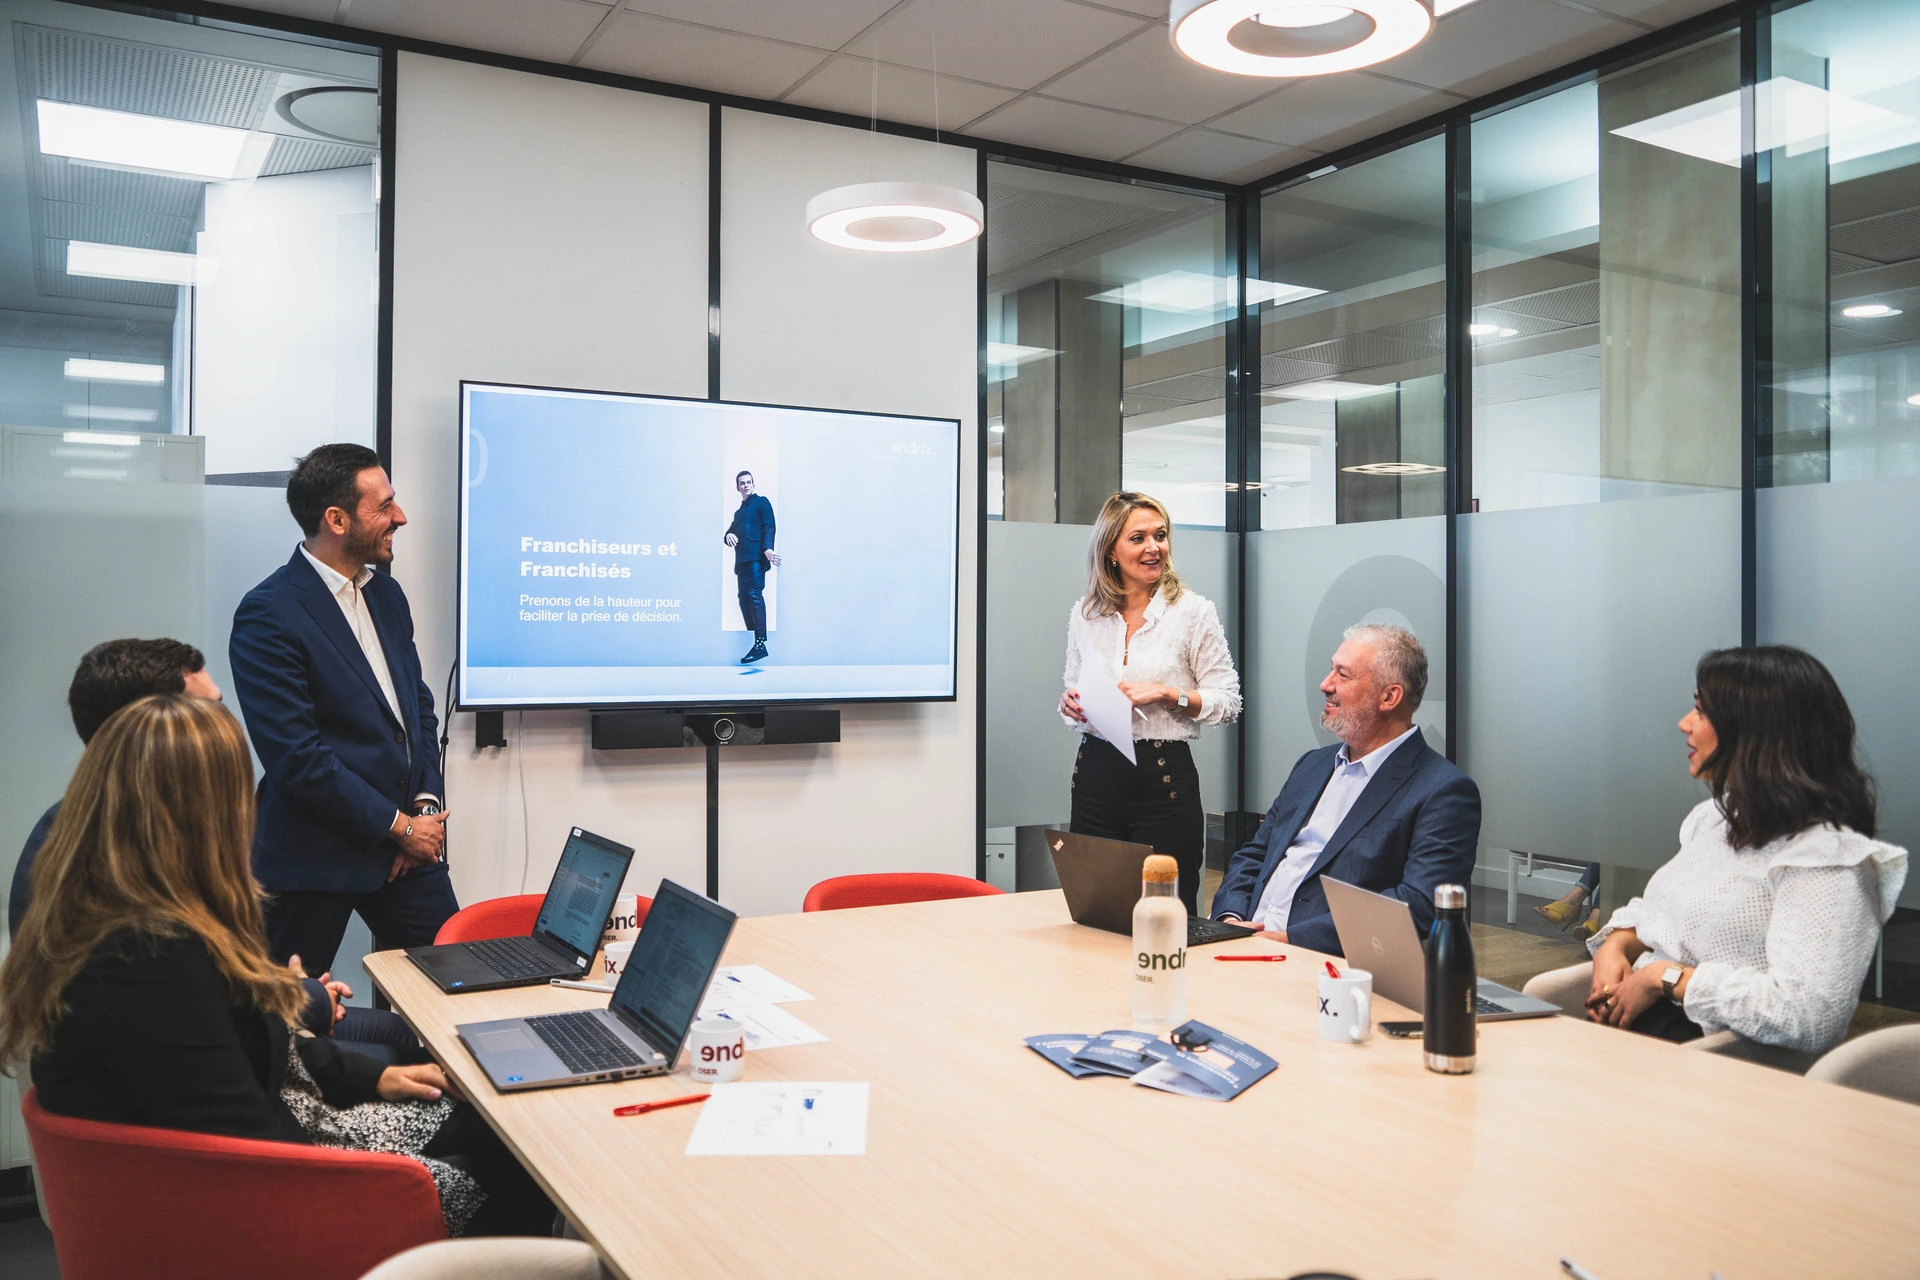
[1684,1029,1820,1075]
[1521,961,1593,1015]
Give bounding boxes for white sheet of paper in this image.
[700,964,815,1012]
[683,1082,868,1156]
[701,1003,827,1050]
[1076,670,1138,765]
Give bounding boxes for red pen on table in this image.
[1325,960,1342,979]
[1214,954,1286,962]
[613,1093,709,1118]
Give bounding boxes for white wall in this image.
[390,57,978,918]
[717,109,979,914]
[195,167,377,474]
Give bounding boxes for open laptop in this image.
[457,878,737,1092]
[1322,877,1559,1021]
[406,826,633,993]
[1047,830,1254,947]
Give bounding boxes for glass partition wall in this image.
[982,162,1237,905]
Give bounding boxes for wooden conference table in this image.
[366,890,1920,1280]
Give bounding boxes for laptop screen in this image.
[610,878,737,1059]
[532,828,633,960]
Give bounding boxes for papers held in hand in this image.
[1023,1021,1276,1101]
[1076,670,1139,765]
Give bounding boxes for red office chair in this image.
[22,1088,445,1280]
[434,893,652,945]
[802,872,1005,912]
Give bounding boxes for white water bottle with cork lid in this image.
[1131,854,1188,1028]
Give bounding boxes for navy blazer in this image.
[230,549,445,894]
[1209,729,1480,956]
[726,494,776,567]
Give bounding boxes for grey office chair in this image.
[1519,961,1821,1073]
[1806,1024,1920,1105]
[359,1239,612,1280]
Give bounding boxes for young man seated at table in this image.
[8,638,422,1063]
[1210,624,1480,954]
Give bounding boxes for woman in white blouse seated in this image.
[1588,645,1906,1053]
[1059,492,1241,913]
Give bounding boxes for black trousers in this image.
[735,559,767,641]
[1625,999,1705,1043]
[264,859,459,976]
[1070,736,1205,914]
[423,1102,557,1236]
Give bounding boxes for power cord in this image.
[517,710,532,893]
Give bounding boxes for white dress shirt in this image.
[1060,586,1241,743]
[1592,800,1907,1054]
[1243,725,1419,933]
[300,544,405,727]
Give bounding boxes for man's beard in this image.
[343,519,389,565]
[1321,701,1367,742]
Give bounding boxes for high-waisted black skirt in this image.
[1069,735,1204,914]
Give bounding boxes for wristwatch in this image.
[1176,690,1190,711]
[1660,965,1685,1002]
[413,800,442,817]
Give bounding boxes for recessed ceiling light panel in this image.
[1842,303,1901,319]
[807,182,982,253]
[67,242,218,287]
[65,357,165,384]
[37,100,267,181]
[1342,461,1446,475]
[1170,0,1434,77]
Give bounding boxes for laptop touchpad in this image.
[474,1028,537,1052]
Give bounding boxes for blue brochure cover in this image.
[1069,1029,1177,1078]
[1132,1020,1276,1101]
[1023,1033,1104,1078]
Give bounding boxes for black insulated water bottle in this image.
[1423,883,1476,1074]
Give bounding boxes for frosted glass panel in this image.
[986,523,1238,829]
[1245,517,1447,806]
[1460,491,1741,868]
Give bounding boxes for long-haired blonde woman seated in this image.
[1586,646,1906,1054]
[0,694,551,1236]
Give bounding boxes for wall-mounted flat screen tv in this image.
[458,381,960,709]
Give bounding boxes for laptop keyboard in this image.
[525,1011,645,1074]
[1187,917,1252,945]
[1475,995,1509,1015]
[467,936,563,980]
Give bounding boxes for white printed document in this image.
[684,1082,868,1156]
[702,1003,827,1050]
[1076,669,1138,765]
[700,964,815,1012]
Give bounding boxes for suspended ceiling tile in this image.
[1040,26,1287,125]
[1566,0,1731,23]
[345,0,611,65]
[1212,74,1442,149]
[1124,128,1315,184]
[1077,0,1166,17]
[580,12,829,98]
[1387,0,1638,97]
[220,0,341,21]
[967,95,1183,162]
[783,57,1017,131]
[622,0,895,51]
[843,0,1147,92]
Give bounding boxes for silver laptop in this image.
[458,878,737,1092]
[1322,877,1559,1021]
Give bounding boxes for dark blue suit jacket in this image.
[230,550,444,894]
[1210,729,1480,956]
[726,494,775,567]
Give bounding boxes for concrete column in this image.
[1597,36,1743,491]
[1002,282,1059,523]
[997,279,1123,524]
[1764,48,1833,487]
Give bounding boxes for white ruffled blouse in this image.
[1061,586,1241,744]
[1591,799,1908,1054]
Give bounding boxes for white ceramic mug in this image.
[600,940,634,980]
[1317,967,1374,1043]
[687,1017,746,1085]
[602,894,643,948]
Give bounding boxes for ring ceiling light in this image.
[1170,0,1433,76]
[807,181,983,253]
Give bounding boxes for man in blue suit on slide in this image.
[724,469,780,664]
[230,443,458,973]
[1211,624,1479,956]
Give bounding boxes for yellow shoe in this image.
[1576,909,1601,940]
[1535,899,1582,927]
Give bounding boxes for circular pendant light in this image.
[806,181,983,253]
[1170,0,1433,76]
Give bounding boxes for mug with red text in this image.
[687,1017,746,1085]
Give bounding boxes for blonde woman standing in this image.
[1060,492,1241,913]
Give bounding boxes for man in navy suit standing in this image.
[1211,624,1479,956]
[724,469,780,664]
[230,443,457,972]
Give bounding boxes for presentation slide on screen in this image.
[459,383,960,706]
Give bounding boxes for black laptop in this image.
[1046,830,1254,947]
[407,826,633,992]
